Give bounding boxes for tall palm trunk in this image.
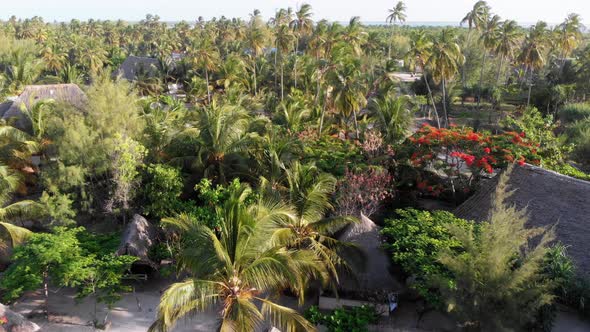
[527,67,534,108]
[280,60,285,101]
[294,38,298,89]
[496,55,505,86]
[461,30,473,88]
[253,57,257,96]
[477,52,487,108]
[352,108,360,139]
[205,68,211,103]
[442,78,449,126]
[388,24,394,59]
[424,71,441,128]
[318,94,327,137]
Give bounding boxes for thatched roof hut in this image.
[115,56,160,81]
[338,213,402,292]
[0,302,40,332]
[1,84,86,130]
[116,214,158,269]
[455,164,590,276]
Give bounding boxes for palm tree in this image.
[275,24,295,101]
[194,100,252,183]
[290,4,314,89]
[191,39,220,104]
[518,22,549,107]
[405,29,441,127]
[276,99,311,133]
[494,20,521,85]
[262,161,357,285]
[555,14,583,73]
[0,165,39,258]
[386,1,407,59]
[428,29,465,126]
[477,14,501,108]
[150,183,318,332]
[460,0,490,86]
[329,45,367,138]
[246,11,267,96]
[369,94,413,144]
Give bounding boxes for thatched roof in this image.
[455,164,590,276]
[116,214,158,268]
[0,302,40,332]
[115,56,160,81]
[338,213,402,291]
[1,84,86,130]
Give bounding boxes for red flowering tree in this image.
[336,167,394,217]
[405,124,541,195]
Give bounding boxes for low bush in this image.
[381,208,473,306]
[304,305,380,332]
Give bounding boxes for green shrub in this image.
[304,305,379,332]
[141,164,185,219]
[381,208,473,306]
[559,103,590,124]
[301,136,365,176]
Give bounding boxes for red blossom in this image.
[483,147,491,154]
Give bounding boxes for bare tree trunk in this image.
[496,55,504,86]
[527,68,534,108]
[205,68,211,103]
[424,71,441,128]
[253,57,257,96]
[477,52,487,109]
[43,268,49,318]
[280,61,285,101]
[388,24,394,59]
[442,79,449,126]
[294,38,298,89]
[319,95,327,137]
[352,108,360,139]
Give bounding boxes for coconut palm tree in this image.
[494,20,521,85]
[477,14,501,108]
[460,0,490,86]
[194,100,253,183]
[290,4,314,89]
[428,29,465,126]
[190,38,220,104]
[386,1,407,59]
[555,13,583,73]
[275,24,295,101]
[518,22,549,107]
[329,44,367,138]
[369,94,414,144]
[262,161,357,285]
[246,11,267,96]
[405,29,441,127]
[0,165,39,258]
[150,182,318,332]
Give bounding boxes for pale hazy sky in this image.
[1,0,588,25]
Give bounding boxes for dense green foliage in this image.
[382,209,472,304]
[304,305,380,332]
[0,0,588,329]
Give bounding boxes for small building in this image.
[0,84,86,131]
[455,164,590,276]
[116,214,158,275]
[114,56,161,81]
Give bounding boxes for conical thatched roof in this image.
[1,84,86,130]
[0,302,40,332]
[339,213,401,291]
[455,164,590,276]
[115,56,160,81]
[116,214,158,268]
